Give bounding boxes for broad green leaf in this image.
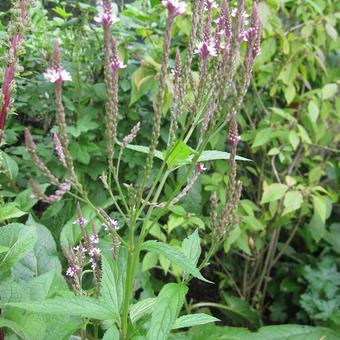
[122,144,249,163]
[312,195,327,223]
[100,255,120,314]
[221,294,262,329]
[181,229,201,266]
[0,318,25,339]
[224,226,241,253]
[147,283,188,340]
[284,84,296,104]
[309,212,325,243]
[323,223,340,255]
[0,245,9,253]
[1,152,19,179]
[322,84,338,100]
[0,202,27,222]
[283,191,303,215]
[130,297,156,324]
[261,183,288,204]
[252,128,272,148]
[308,100,319,123]
[142,252,158,272]
[102,325,120,340]
[6,296,117,321]
[0,223,37,272]
[166,141,192,167]
[242,216,264,231]
[12,216,61,281]
[173,313,219,329]
[171,324,338,340]
[288,131,300,150]
[142,241,210,282]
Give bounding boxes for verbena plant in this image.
[0,0,263,338]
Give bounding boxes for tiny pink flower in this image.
[196,163,207,173]
[44,67,72,83]
[162,0,187,17]
[228,133,241,144]
[94,2,119,26]
[90,234,99,244]
[73,217,88,226]
[195,40,217,59]
[66,265,80,277]
[205,0,218,10]
[111,56,126,71]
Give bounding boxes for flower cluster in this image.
[111,55,126,71]
[52,133,67,167]
[205,0,218,11]
[44,66,72,83]
[195,40,217,58]
[162,0,187,17]
[122,122,141,148]
[94,1,119,26]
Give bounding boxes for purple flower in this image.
[66,265,80,277]
[195,40,217,59]
[110,55,126,71]
[162,0,187,17]
[90,234,99,244]
[205,0,218,10]
[44,67,72,83]
[94,2,119,26]
[52,133,66,167]
[73,217,88,226]
[228,133,241,144]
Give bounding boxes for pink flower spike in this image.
[94,2,119,26]
[110,56,126,71]
[44,67,72,83]
[205,0,218,11]
[162,0,187,17]
[195,40,217,59]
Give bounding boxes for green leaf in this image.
[284,84,296,104]
[6,296,117,321]
[147,283,188,340]
[12,216,61,281]
[166,141,193,167]
[308,100,319,123]
[122,144,249,163]
[252,128,272,148]
[1,152,19,179]
[288,131,300,150]
[130,297,156,324]
[322,84,338,100]
[283,191,303,215]
[102,325,120,340]
[100,255,120,314]
[142,241,210,282]
[242,216,265,231]
[173,313,219,329]
[181,229,201,266]
[0,318,25,339]
[142,252,158,272]
[312,195,327,223]
[221,294,262,329]
[0,202,27,222]
[261,183,288,204]
[0,223,37,272]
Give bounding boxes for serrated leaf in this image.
[147,283,188,340]
[1,152,19,179]
[181,229,201,266]
[0,223,37,272]
[12,216,61,281]
[173,313,219,329]
[166,141,193,167]
[130,297,156,324]
[100,255,120,314]
[6,296,117,321]
[142,252,158,272]
[252,128,272,148]
[0,202,27,222]
[283,191,303,215]
[322,84,338,100]
[261,183,288,204]
[142,241,210,282]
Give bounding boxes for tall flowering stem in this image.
[51,41,77,184]
[0,0,33,142]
